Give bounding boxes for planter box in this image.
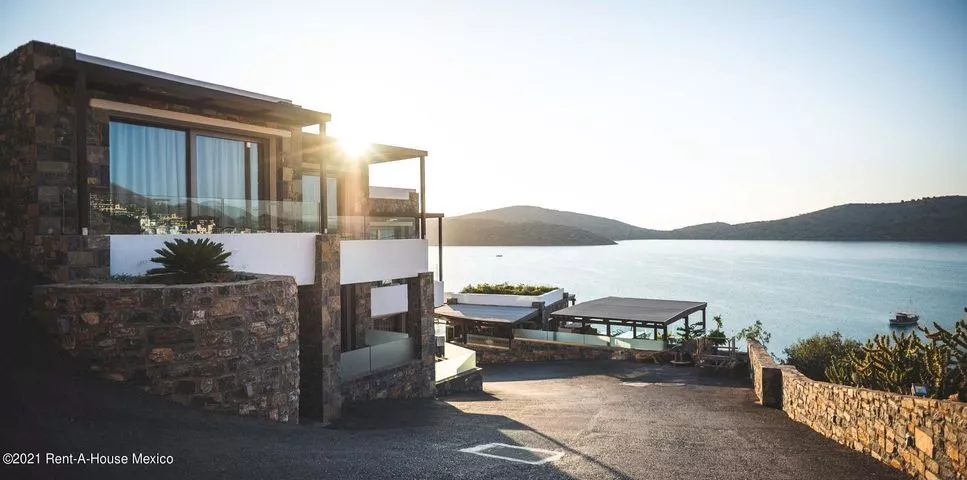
[447,288,565,308]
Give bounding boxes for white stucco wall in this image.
[371,284,409,317]
[109,233,317,285]
[447,289,565,307]
[340,239,428,284]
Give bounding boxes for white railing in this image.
[435,342,477,381]
[341,330,415,381]
[371,284,408,317]
[340,239,428,284]
[513,329,665,351]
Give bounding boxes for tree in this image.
[783,332,861,381]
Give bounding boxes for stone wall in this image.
[369,191,419,217]
[342,360,431,403]
[748,339,967,480]
[747,339,782,407]
[33,274,301,423]
[466,338,661,365]
[435,367,484,397]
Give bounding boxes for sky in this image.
[2,0,965,229]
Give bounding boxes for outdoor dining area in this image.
[435,296,705,350]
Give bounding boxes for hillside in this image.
[435,197,967,245]
[456,206,663,240]
[430,217,616,246]
[667,197,967,241]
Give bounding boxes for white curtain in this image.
[195,135,246,199]
[109,122,187,200]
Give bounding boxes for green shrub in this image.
[783,331,861,381]
[706,315,728,346]
[461,283,557,295]
[147,238,232,283]
[737,320,772,346]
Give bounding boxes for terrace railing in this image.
[340,330,415,381]
[435,342,477,381]
[513,329,665,351]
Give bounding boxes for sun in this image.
[336,136,371,159]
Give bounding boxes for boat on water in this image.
[890,311,919,327]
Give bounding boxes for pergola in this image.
[434,303,541,344]
[549,297,708,343]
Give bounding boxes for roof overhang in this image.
[550,297,708,327]
[435,304,539,325]
[303,134,428,166]
[38,49,330,127]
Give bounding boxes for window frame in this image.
[107,114,270,233]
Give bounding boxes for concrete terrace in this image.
[1,360,910,479]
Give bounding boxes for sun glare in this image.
[337,137,371,158]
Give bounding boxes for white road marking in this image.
[459,443,565,465]
[622,382,686,387]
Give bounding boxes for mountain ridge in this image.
[432,196,967,245]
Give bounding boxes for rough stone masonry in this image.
[33,274,301,423]
[748,339,967,480]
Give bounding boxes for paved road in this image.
[1,360,909,479]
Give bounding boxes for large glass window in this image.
[193,135,258,232]
[108,122,188,234]
[106,120,264,234]
[301,175,339,233]
[302,175,321,232]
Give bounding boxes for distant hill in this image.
[429,217,615,246]
[435,197,967,245]
[665,196,967,241]
[455,206,663,240]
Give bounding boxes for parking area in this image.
[1,360,909,479]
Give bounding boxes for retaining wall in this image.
[748,339,967,480]
[464,338,660,365]
[33,274,300,423]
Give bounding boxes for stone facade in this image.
[342,360,429,403]
[298,234,343,421]
[748,339,967,480]
[32,274,300,423]
[369,191,419,217]
[466,338,661,365]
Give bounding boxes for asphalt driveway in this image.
[1,360,910,479]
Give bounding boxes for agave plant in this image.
[148,238,232,283]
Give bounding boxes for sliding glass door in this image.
[106,119,263,234]
[193,134,260,232]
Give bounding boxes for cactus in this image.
[835,331,953,399]
[922,317,967,401]
[824,355,856,386]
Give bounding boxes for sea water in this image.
[429,240,967,355]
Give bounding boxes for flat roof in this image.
[550,297,707,326]
[435,304,539,325]
[36,42,330,126]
